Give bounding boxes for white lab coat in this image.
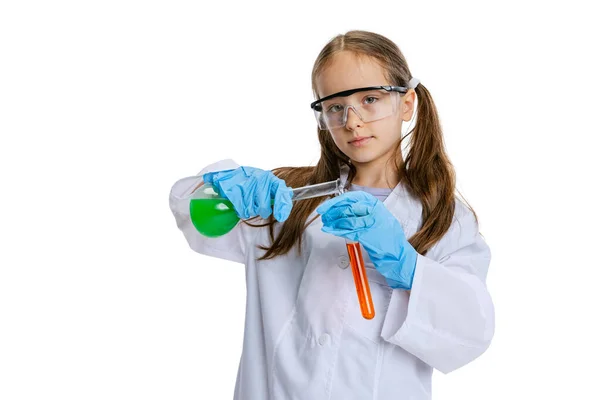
[169,159,495,400]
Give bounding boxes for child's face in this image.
[315,51,416,165]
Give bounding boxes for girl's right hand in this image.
[203,166,293,222]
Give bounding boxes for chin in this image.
[344,148,378,164]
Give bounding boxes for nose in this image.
[344,106,364,130]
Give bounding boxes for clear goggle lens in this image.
[313,89,401,130]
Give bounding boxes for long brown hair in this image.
[246,30,477,260]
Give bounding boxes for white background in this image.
[1,0,599,399]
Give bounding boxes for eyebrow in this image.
[323,87,387,99]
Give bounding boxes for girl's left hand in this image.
[316,191,418,290]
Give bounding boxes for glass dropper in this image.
[291,178,346,201]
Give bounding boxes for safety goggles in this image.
[310,78,420,130]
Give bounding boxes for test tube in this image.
[346,239,375,319]
[293,179,375,320]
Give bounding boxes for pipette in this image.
[188,177,375,320]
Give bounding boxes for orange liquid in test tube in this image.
[346,241,375,319]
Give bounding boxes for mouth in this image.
[348,136,374,147]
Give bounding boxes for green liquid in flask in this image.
[189,198,239,238]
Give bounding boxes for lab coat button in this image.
[338,255,349,269]
[318,333,330,346]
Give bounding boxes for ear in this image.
[401,89,417,122]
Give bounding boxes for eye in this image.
[326,104,344,113]
[364,96,378,105]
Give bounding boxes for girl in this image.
[169,30,494,400]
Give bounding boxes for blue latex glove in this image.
[203,166,293,222]
[316,191,418,290]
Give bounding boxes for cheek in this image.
[372,119,402,141]
[328,129,347,147]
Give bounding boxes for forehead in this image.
[316,51,389,98]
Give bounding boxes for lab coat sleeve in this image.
[380,205,495,374]
[169,158,257,264]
